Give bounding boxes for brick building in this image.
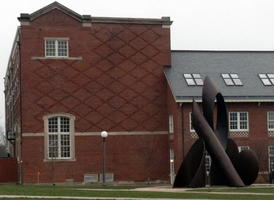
[165,51,274,183]
[4,2,274,184]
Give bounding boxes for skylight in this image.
[258,74,274,86]
[221,73,243,86]
[183,74,203,86]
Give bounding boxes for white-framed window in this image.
[229,112,248,131]
[221,73,243,86]
[45,38,69,57]
[258,74,274,86]
[268,112,274,131]
[269,146,274,171]
[183,74,203,86]
[168,115,174,134]
[43,113,75,161]
[238,146,250,152]
[189,112,195,132]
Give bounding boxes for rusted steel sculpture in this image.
[173,77,259,188]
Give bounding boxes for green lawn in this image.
[0,184,273,199]
[189,185,274,193]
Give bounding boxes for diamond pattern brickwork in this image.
[21,22,170,133]
[229,131,249,137]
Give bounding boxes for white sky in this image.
[1,0,274,129]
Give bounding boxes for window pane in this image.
[189,112,194,131]
[60,117,70,132]
[230,74,239,78]
[270,157,274,170]
[230,112,238,130]
[230,121,238,130]
[239,113,248,129]
[224,78,234,86]
[61,134,70,158]
[48,135,58,158]
[168,115,174,134]
[184,74,192,78]
[186,78,196,86]
[269,112,274,130]
[269,121,274,130]
[268,74,274,78]
[192,74,201,78]
[262,79,272,86]
[57,40,68,57]
[230,112,237,121]
[270,146,274,155]
[259,74,267,78]
[269,112,274,120]
[240,112,247,120]
[195,78,204,86]
[233,78,243,86]
[240,121,247,129]
[48,117,58,133]
[45,40,56,57]
[222,74,230,78]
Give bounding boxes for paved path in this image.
[77,185,274,196]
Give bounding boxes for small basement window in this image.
[221,73,243,86]
[258,74,274,86]
[183,74,203,86]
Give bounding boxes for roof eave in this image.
[175,97,274,103]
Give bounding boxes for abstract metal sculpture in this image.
[173,77,259,188]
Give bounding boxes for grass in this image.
[0,184,273,199]
[189,185,274,193]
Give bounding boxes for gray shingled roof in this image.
[165,51,274,102]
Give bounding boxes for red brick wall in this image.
[19,9,171,183]
[0,159,17,182]
[20,9,170,133]
[22,134,169,183]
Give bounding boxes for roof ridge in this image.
[18,1,83,22]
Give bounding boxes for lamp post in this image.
[101,131,108,186]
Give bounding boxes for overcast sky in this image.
[1,0,274,130]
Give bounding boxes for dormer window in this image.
[183,74,203,86]
[221,73,243,86]
[258,74,274,86]
[45,38,68,57]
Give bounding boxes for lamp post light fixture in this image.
[101,131,108,186]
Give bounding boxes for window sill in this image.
[43,158,76,162]
[31,56,82,60]
[229,130,249,132]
